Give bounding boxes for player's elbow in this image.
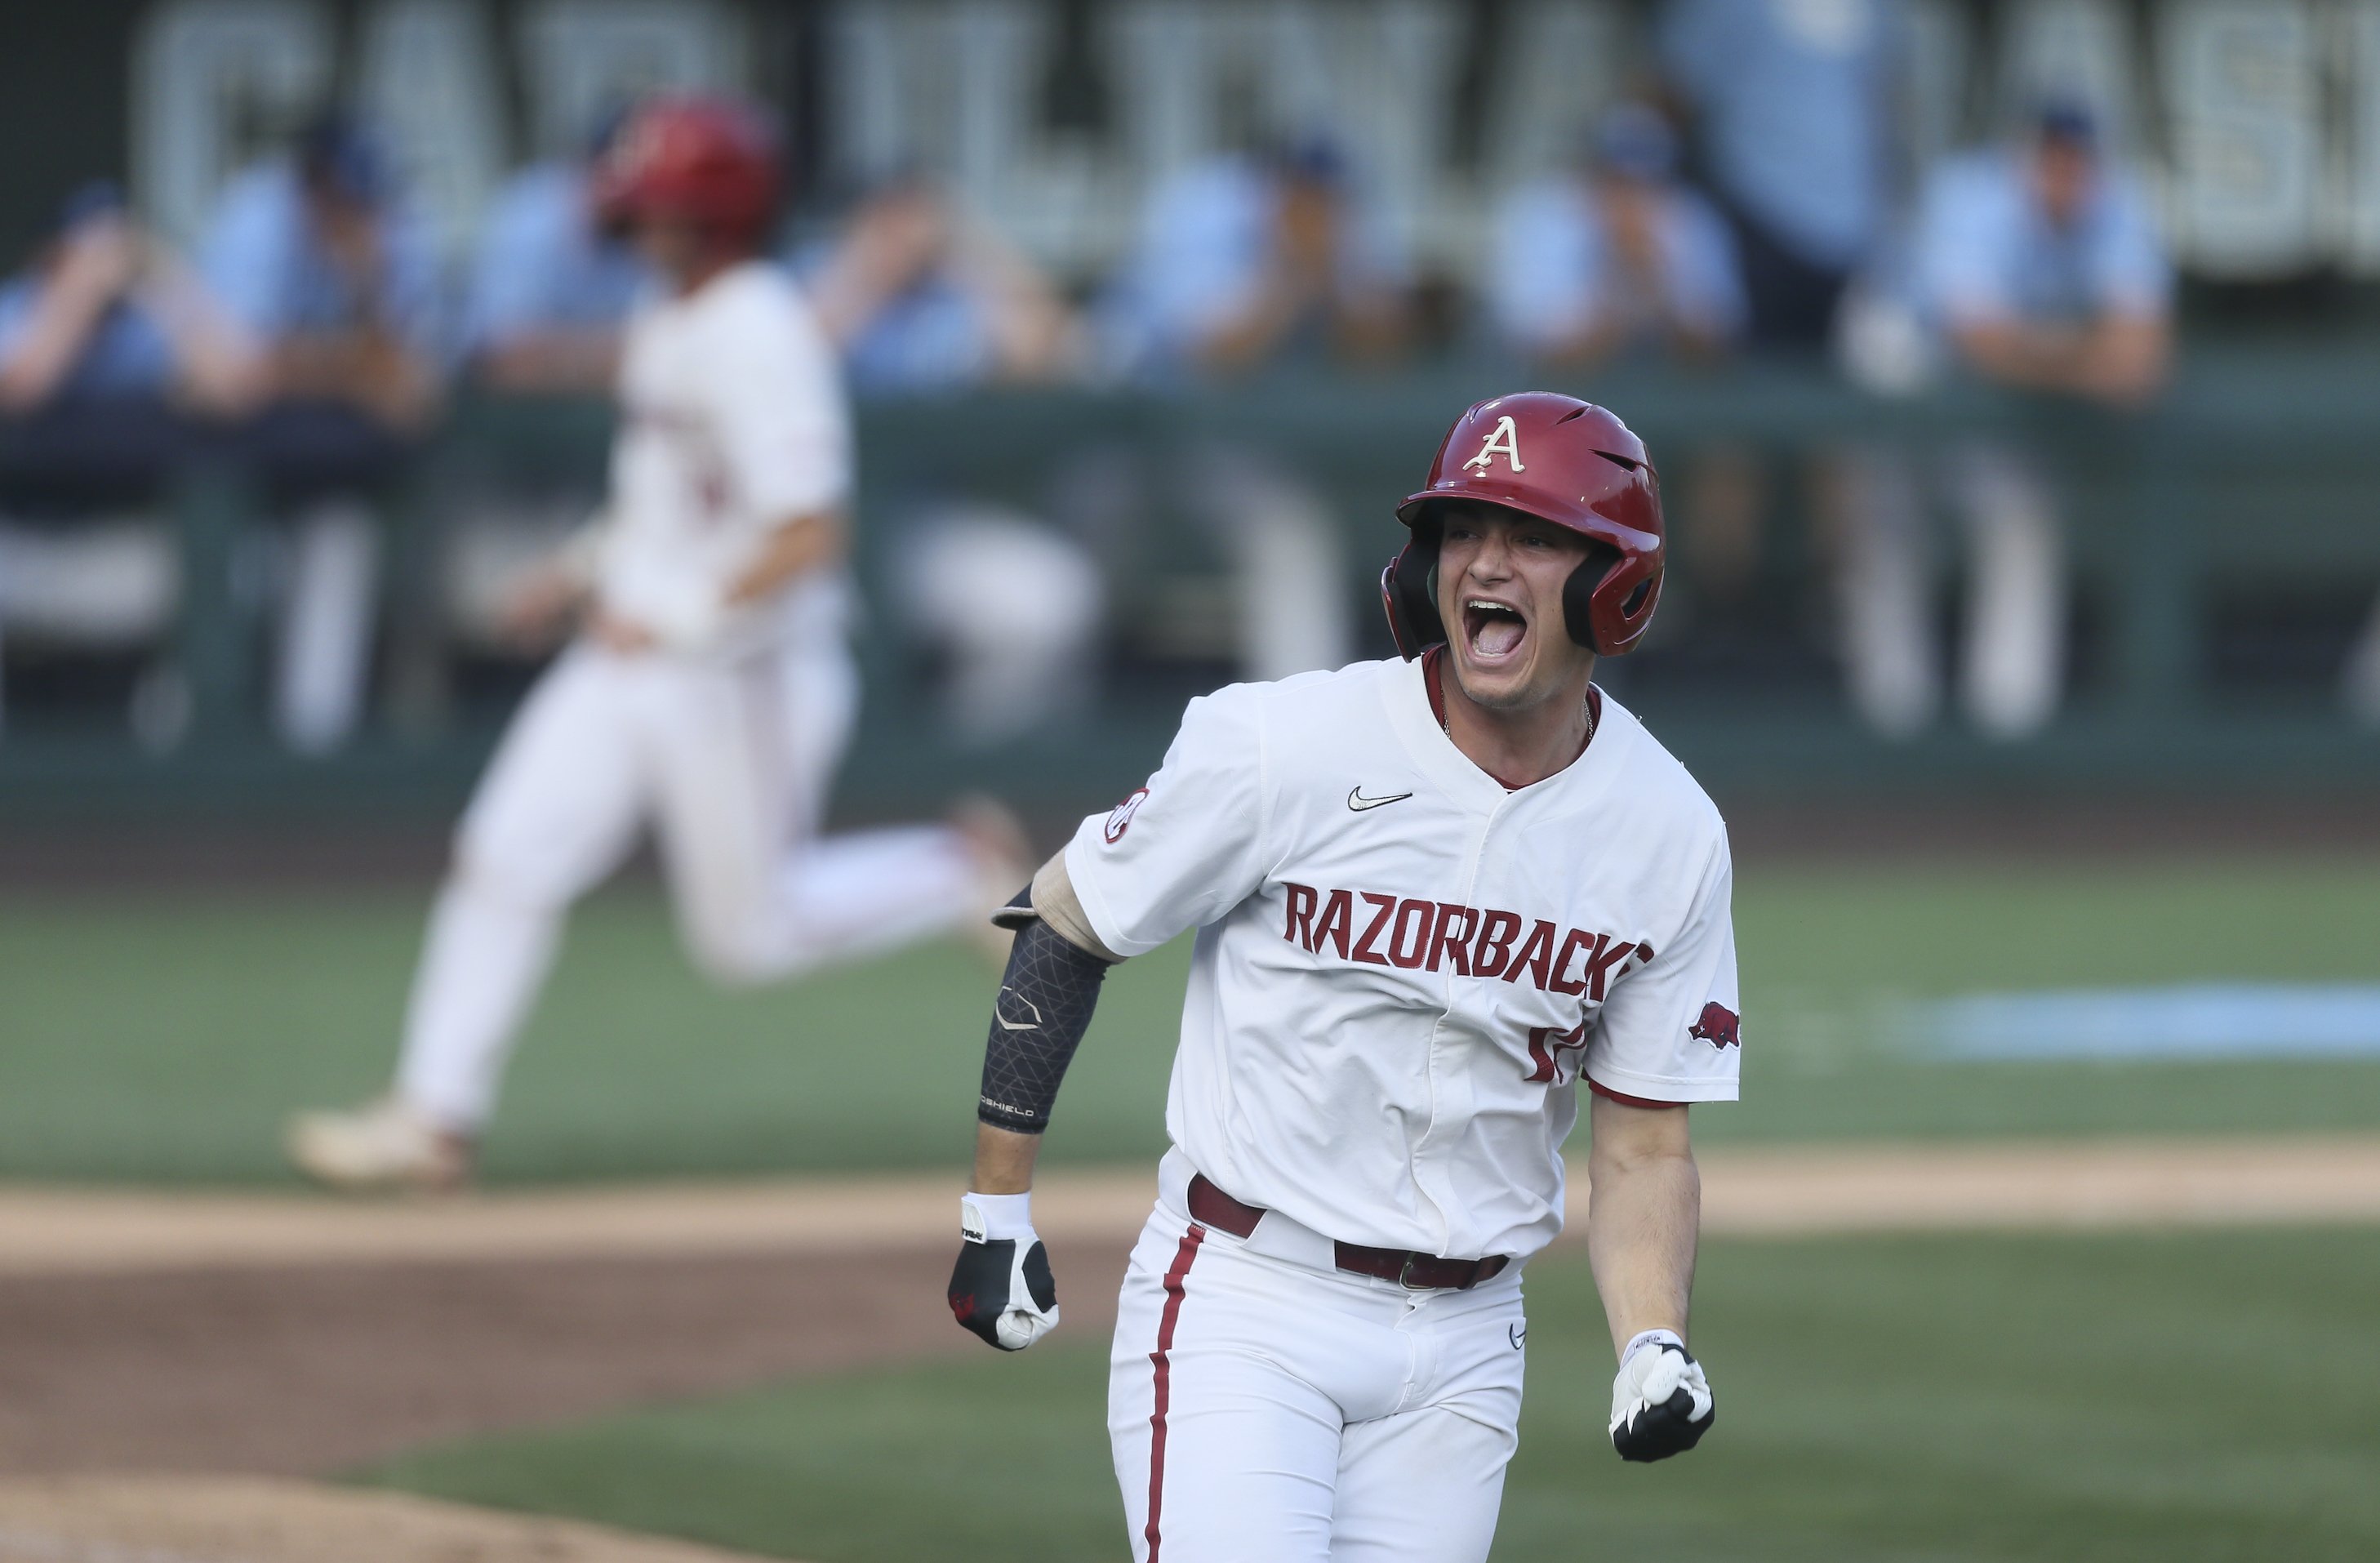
[1587,1094,1696,1181]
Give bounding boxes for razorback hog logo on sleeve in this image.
[1279,883,1653,1000]
[1102,787,1150,844]
[1688,1002,1742,1050]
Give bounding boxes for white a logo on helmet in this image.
[1464,415,1525,474]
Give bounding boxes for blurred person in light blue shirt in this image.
[1919,102,2171,405]
[0,185,258,423]
[1490,103,1745,365]
[1842,103,2172,744]
[464,109,647,394]
[1658,0,1905,348]
[800,173,1078,394]
[1104,136,1408,378]
[199,114,447,434]
[196,114,446,753]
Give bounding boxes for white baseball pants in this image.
[1109,1152,1527,1563]
[396,638,986,1129]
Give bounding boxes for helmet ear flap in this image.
[1380,532,1447,660]
[1561,544,1620,653]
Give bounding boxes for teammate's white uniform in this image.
[1066,651,1741,1562]
[397,260,988,1130]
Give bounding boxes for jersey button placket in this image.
[1413,798,1503,1259]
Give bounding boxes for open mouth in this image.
[1461,598,1529,665]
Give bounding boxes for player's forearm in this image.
[972,1123,1042,1195]
[969,857,1119,1187]
[725,511,846,606]
[474,332,622,394]
[1585,1098,1701,1355]
[0,275,119,410]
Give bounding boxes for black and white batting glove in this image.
[1608,1329,1715,1462]
[948,1192,1060,1351]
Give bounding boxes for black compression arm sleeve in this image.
[976,915,1110,1134]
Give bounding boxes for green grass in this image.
[361,1226,2380,1563]
[4,852,2378,1184]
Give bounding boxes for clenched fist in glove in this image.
[1608,1329,1715,1462]
[948,1192,1060,1351]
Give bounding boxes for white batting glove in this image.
[1608,1328,1715,1462]
[947,1192,1061,1351]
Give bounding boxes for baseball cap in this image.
[1590,103,1679,183]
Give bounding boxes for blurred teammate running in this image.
[290,98,1023,1190]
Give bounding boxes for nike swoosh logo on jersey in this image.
[994,990,1043,1031]
[1347,786,1414,812]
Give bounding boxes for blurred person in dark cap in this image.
[1839,100,2172,739]
[1095,133,1409,682]
[1921,103,2169,407]
[462,105,647,394]
[196,113,449,753]
[1657,0,1908,351]
[1487,100,1762,656]
[1105,134,1407,378]
[801,171,1080,393]
[202,114,447,433]
[1488,102,1746,365]
[796,172,1097,745]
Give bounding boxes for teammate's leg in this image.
[1327,1280,1528,1563]
[647,646,1004,987]
[394,646,647,1128]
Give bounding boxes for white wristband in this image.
[961,1191,1035,1243]
[1621,1328,1686,1362]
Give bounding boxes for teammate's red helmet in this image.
[1382,392,1665,657]
[592,96,781,248]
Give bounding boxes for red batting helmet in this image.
[1382,392,1665,658]
[592,96,780,248]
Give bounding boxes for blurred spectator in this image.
[803,174,1079,392]
[1106,137,1407,377]
[798,176,1099,739]
[1657,0,1906,350]
[443,112,647,672]
[1490,102,1762,658]
[891,501,1106,746]
[1921,105,2170,407]
[1489,103,1745,365]
[202,115,446,433]
[1840,103,2173,738]
[199,114,447,753]
[0,185,259,431]
[463,109,646,394]
[0,186,259,746]
[1099,136,1408,681]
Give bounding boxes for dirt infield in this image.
[2,1138,2376,1559]
[0,1476,790,1562]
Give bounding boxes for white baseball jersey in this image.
[600,259,853,654]
[1065,652,1741,1262]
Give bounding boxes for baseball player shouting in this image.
[946,392,1737,1560]
[289,98,1022,1191]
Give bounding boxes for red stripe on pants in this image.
[1145,1224,1206,1563]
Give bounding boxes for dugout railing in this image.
[1,350,2376,820]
